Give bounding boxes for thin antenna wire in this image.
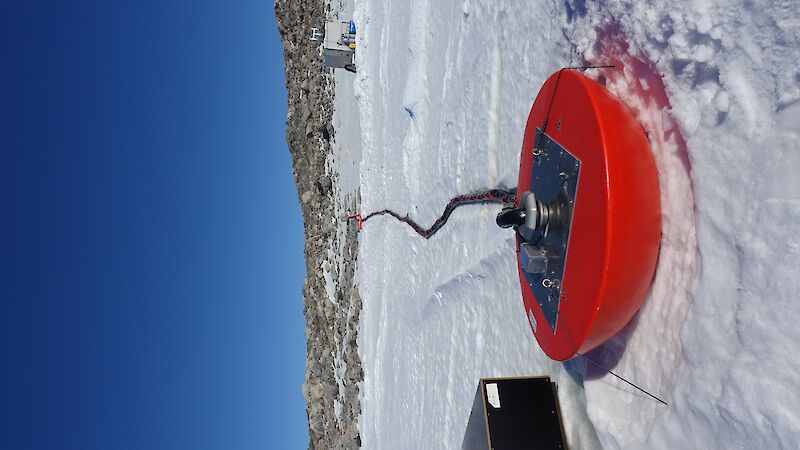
[577,352,669,406]
[565,64,616,70]
[540,65,616,133]
[547,297,669,406]
[536,280,667,405]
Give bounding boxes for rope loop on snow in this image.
[343,189,516,239]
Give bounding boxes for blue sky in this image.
[5,1,309,448]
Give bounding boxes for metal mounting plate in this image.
[520,130,580,334]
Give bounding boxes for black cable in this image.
[354,189,516,239]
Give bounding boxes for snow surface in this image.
[330,0,800,448]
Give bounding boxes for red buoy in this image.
[515,69,660,361]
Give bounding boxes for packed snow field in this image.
[330,0,800,448]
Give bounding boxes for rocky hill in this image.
[274,1,362,449]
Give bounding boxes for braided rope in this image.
[346,189,516,239]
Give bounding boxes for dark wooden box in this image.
[461,376,567,450]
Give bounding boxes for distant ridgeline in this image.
[275,0,363,449]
